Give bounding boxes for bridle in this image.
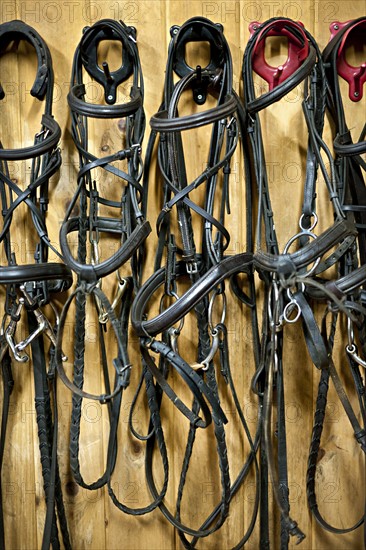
[242,16,366,547]
[304,17,366,545]
[131,16,262,547]
[0,19,72,550]
[55,18,169,518]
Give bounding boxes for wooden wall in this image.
[0,0,365,548]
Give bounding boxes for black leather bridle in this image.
[130,16,262,547]
[55,18,162,518]
[0,19,73,550]
[303,17,366,546]
[57,14,365,550]
[242,16,366,548]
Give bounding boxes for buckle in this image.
[12,285,68,362]
[4,299,29,363]
[186,261,198,274]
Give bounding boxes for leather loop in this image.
[68,85,142,119]
[143,339,228,426]
[60,218,151,279]
[295,291,329,369]
[56,285,128,401]
[247,46,316,114]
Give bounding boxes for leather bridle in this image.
[131,16,261,547]
[0,19,73,550]
[242,17,366,548]
[54,18,174,520]
[304,17,366,545]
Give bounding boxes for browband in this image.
[0,114,61,160]
[68,84,143,119]
[150,93,237,132]
[0,263,72,289]
[253,217,356,273]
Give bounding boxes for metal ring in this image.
[208,290,227,330]
[346,344,366,369]
[283,231,321,277]
[49,301,61,326]
[159,291,184,332]
[268,280,280,325]
[0,313,9,336]
[299,211,318,232]
[347,317,355,348]
[283,300,301,324]
[346,343,356,354]
[283,230,316,254]
[116,269,126,284]
[286,282,305,303]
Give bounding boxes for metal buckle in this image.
[186,261,198,274]
[13,285,67,361]
[4,299,29,363]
